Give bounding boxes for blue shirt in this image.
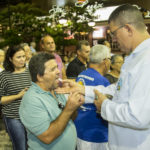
[19,82,77,150]
[75,68,110,142]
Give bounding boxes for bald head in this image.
[41,35,56,54]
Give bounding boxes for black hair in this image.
[3,45,24,72]
[76,40,90,51]
[29,52,55,82]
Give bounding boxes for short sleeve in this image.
[19,95,51,136]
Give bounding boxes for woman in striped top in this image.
[0,45,31,150]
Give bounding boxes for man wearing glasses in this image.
[56,4,150,150]
[19,52,84,150]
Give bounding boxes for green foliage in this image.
[0,2,96,50]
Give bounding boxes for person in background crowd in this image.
[40,35,67,79]
[75,44,111,150]
[55,4,150,150]
[0,49,5,72]
[19,52,84,150]
[20,43,32,67]
[98,39,113,56]
[0,45,31,150]
[66,40,90,79]
[30,41,37,54]
[104,54,124,84]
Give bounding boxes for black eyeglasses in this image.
[110,25,125,38]
[58,102,65,110]
[110,22,137,38]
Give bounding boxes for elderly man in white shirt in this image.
[56,4,150,150]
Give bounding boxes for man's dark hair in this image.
[76,40,90,51]
[108,4,145,31]
[29,52,55,82]
[3,45,24,72]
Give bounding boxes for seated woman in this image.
[104,54,124,84]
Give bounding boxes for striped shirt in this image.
[0,69,31,119]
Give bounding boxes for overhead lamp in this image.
[59,18,67,24]
[88,21,95,27]
[75,0,88,7]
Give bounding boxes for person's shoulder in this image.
[67,58,78,67]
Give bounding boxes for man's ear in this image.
[125,24,133,36]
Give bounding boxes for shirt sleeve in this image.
[101,62,150,129]
[19,95,51,136]
[85,84,116,103]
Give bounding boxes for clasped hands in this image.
[55,79,107,114]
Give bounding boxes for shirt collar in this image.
[31,82,51,94]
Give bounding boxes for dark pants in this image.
[3,115,27,150]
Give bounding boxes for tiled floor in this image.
[0,118,12,150]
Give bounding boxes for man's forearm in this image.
[37,108,74,144]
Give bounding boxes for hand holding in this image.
[94,89,107,113]
[55,79,85,95]
[18,88,28,98]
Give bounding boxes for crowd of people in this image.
[0,4,150,150]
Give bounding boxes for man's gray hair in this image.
[89,44,110,64]
[108,4,145,31]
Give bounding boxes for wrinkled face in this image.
[42,36,56,54]
[0,51,5,63]
[111,56,124,72]
[109,21,132,54]
[41,59,60,91]
[78,45,90,61]
[10,50,26,69]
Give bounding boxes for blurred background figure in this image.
[0,45,31,150]
[40,35,67,79]
[75,44,111,150]
[104,54,124,84]
[63,55,69,69]
[30,41,37,54]
[98,39,113,56]
[0,49,5,72]
[66,40,90,79]
[20,43,32,67]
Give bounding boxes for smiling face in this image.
[39,59,60,91]
[10,49,26,70]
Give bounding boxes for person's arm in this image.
[1,88,28,104]
[38,92,84,144]
[55,80,116,103]
[20,91,84,145]
[99,62,150,130]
